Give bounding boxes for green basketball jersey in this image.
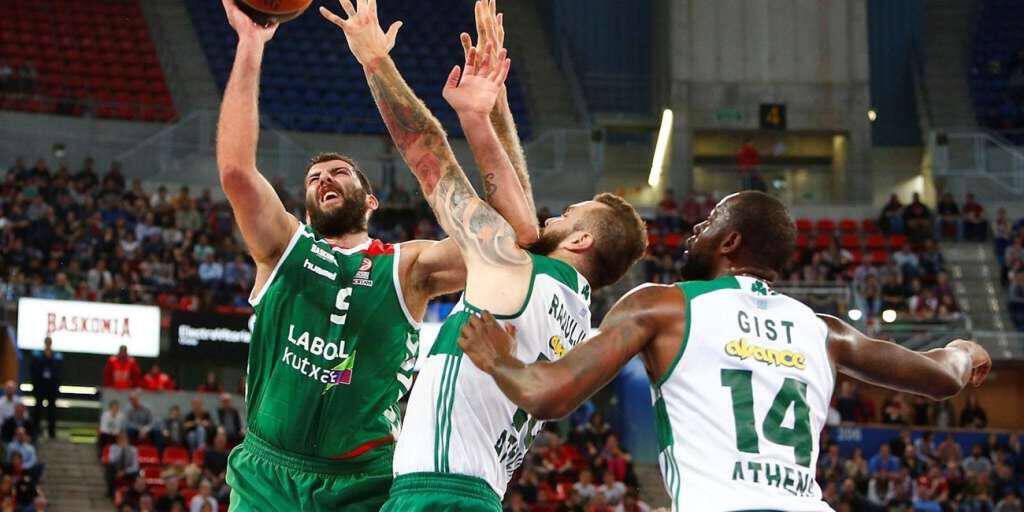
[245,223,419,461]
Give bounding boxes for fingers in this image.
[465,46,479,75]
[445,65,462,90]
[475,1,486,44]
[367,0,378,15]
[496,13,505,45]
[319,6,347,28]
[480,310,497,325]
[338,0,356,18]
[496,57,510,85]
[460,32,472,62]
[385,20,403,48]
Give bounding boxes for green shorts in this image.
[380,472,502,512]
[226,433,393,512]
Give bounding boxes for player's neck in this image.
[717,265,777,283]
[324,231,372,250]
[547,249,595,287]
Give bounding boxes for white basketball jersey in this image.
[654,276,834,512]
[395,254,592,497]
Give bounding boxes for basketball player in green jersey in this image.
[216,0,538,509]
[460,191,993,511]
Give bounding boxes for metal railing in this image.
[930,128,1024,199]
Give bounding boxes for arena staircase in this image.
[921,0,977,128]
[941,241,1023,359]
[139,0,222,113]
[38,433,109,512]
[503,0,582,130]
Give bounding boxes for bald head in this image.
[682,191,796,281]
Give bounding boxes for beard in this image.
[306,188,369,237]
[679,240,716,281]
[528,226,571,256]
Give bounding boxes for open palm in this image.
[443,44,510,116]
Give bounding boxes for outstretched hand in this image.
[947,339,992,387]
[458,311,518,373]
[460,0,505,68]
[320,0,403,66]
[443,44,510,116]
[221,0,279,44]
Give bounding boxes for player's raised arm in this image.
[216,0,297,266]
[460,0,536,223]
[459,284,684,420]
[447,46,538,247]
[821,314,991,401]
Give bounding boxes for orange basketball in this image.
[235,0,313,24]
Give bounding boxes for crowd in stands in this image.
[831,381,991,430]
[643,190,968,328]
[504,408,652,512]
[994,206,1024,332]
[0,381,48,512]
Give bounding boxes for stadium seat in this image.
[888,234,908,249]
[865,235,886,250]
[795,234,810,249]
[861,219,879,234]
[870,250,889,265]
[162,447,189,467]
[795,218,814,233]
[840,234,861,250]
[137,445,159,466]
[838,219,859,233]
[142,466,164,487]
[815,219,837,233]
[814,234,831,250]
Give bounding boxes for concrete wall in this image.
[665,0,873,200]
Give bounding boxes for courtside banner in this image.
[17,298,161,357]
[169,310,252,359]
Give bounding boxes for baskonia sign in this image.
[17,298,160,357]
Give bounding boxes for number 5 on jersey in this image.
[721,369,812,468]
[330,287,353,326]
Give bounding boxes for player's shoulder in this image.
[617,282,685,309]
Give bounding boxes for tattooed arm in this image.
[459,284,687,419]
[461,0,535,219]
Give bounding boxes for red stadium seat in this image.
[796,218,814,233]
[137,445,159,466]
[850,250,864,265]
[663,232,684,248]
[814,234,831,250]
[795,234,809,249]
[870,250,888,265]
[839,219,858,233]
[839,234,861,250]
[162,447,189,466]
[861,218,879,234]
[142,466,164,487]
[815,219,837,233]
[101,444,112,465]
[888,234,908,249]
[865,235,886,250]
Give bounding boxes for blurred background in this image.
[0,0,1023,510]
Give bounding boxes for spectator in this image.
[141,364,175,391]
[844,447,870,483]
[912,465,949,512]
[203,432,230,480]
[599,434,632,484]
[104,346,141,390]
[1010,271,1024,330]
[122,474,149,510]
[903,193,933,241]
[105,433,139,498]
[937,434,963,464]
[215,394,242,444]
[962,193,988,241]
[198,253,223,284]
[189,480,217,512]
[98,400,126,450]
[29,337,61,439]
[597,468,627,506]
[964,443,994,475]
[155,477,186,512]
[138,494,156,512]
[0,382,18,422]
[125,393,162,448]
[915,431,938,463]
[655,189,679,229]
[184,399,215,452]
[736,138,762,190]
[879,194,905,234]
[162,405,186,448]
[5,428,37,474]
[0,404,36,444]
[197,372,223,394]
[935,192,961,240]
[819,443,845,482]
[614,489,650,512]
[867,467,896,510]
[31,497,47,512]
[11,465,38,512]
[571,468,598,502]
[870,444,901,474]
[961,393,989,428]
[996,490,1021,512]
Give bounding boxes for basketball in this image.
[234,0,313,24]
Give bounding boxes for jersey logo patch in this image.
[359,257,373,271]
[549,335,567,358]
[725,338,806,370]
[310,243,338,265]
[351,257,374,286]
[323,350,357,393]
[303,259,337,281]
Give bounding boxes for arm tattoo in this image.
[490,99,535,215]
[482,172,498,200]
[433,168,529,267]
[364,58,447,196]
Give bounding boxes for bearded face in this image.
[529,222,574,256]
[304,167,371,237]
